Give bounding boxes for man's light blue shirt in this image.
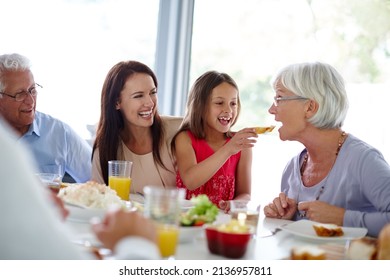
[18,111,92,182]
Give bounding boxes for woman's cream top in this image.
[91,116,183,194]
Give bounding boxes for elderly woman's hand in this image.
[297,201,345,226]
[263,192,297,220]
[92,209,157,251]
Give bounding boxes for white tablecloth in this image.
[65,209,350,260]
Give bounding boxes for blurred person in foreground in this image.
[0,53,91,182]
[0,118,159,260]
[91,60,182,194]
[263,62,390,237]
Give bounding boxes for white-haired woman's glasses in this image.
[273,96,309,107]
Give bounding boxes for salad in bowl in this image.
[179,195,219,243]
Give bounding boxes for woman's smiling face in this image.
[116,73,157,128]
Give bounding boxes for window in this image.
[3,0,389,203]
[1,0,159,140]
[191,0,390,203]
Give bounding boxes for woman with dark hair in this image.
[91,60,182,195]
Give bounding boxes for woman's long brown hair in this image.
[92,61,165,185]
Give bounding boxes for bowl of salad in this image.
[179,195,219,243]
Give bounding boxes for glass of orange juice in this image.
[108,160,133,201]
[156,224,179,258]
[143,186,184,259]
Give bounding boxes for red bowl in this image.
[205,227,252,258]
[205,227,220,255]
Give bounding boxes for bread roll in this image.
[346,238,377,260]
[291,245,326,260]
[377,224,390,260]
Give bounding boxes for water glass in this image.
[230,200,260,234]
[143,186,185,259]
[36,173,63,194]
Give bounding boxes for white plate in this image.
[130,193,145,204]
[66,201,132,223]
[280,220,368,241]
[129,194,193,212]
[180,199,194,211]
[66,205,106,223]
[179,226,204,243]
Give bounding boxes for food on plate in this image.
[312,223,344,237]
[291,245,326,260]
[346,237,377,260]
[58,181,125,209]
[60,182,72,189]
[377,223,390,260]
[180,195,219,227]
[254,126,275,134]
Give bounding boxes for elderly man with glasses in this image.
[0,53,91,183]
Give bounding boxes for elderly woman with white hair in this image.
[263,61,390,237]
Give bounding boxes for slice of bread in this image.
[291,245,326,260]
[312,223,344,237]
[346,238,377,260]
[254,126,275,134]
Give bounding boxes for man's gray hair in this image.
[0,53,31,92]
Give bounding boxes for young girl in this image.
[172,70,258,210]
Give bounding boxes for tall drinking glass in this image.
[230,200,260,235]
[108,160,133,201]
[143,186,185,259]
[36,173,63,194]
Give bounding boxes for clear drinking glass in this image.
[36,173,63,194]
[143,186,185,259]
[229,200,261,235]
[108,160,133,201]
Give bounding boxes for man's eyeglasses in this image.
[0,83,42,102]
[273,96,309,107]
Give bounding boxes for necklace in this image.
[298,131,347,217]
[300,131,347,175]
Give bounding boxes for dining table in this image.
[64,206,353,260]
